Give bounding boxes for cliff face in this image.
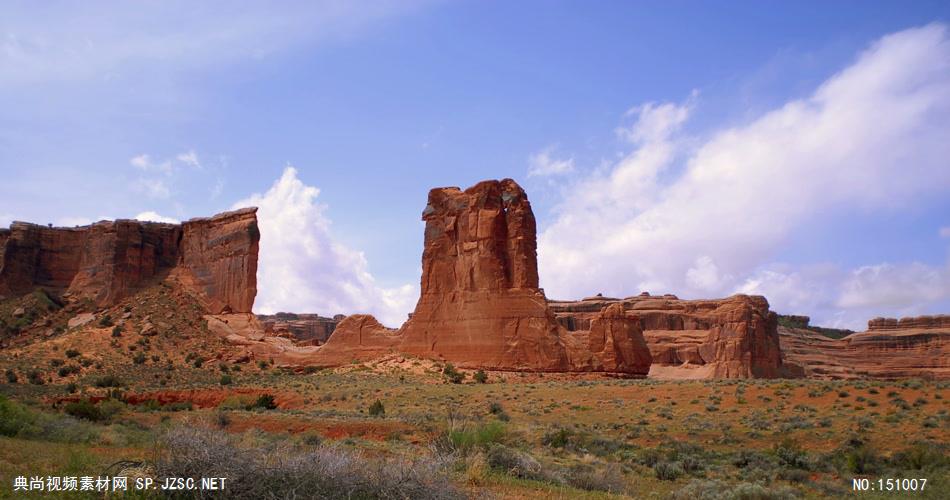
[780,314,950,379]
[302,179,652,374]
[0,208,259,314]
[397,179,572,370]
[549,294,784,379]
[257,313,342,345]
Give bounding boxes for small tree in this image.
[443,363,465,384]
[474,370,488,383]
[368,399,385,417]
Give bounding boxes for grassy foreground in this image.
[1,356,948,499]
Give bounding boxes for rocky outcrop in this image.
[780,314,950,379]
[257,313,342,345]
[867,315,950,331]
[549,293,784,379]
[290,179,652,374]
[585,304,652,373]
[0,208,259,314]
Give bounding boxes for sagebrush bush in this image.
[654,460,684,481]
[565,462,626,493]
[485,444,545,481]
[671,479,799,500]
[154,426,463,500]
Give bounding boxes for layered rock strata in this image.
[548,293,784,379]
[257,312,343,345]
[272,179,652,374]
[780,315,950,379]
[0,208,258,313]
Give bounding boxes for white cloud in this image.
[233,166,417,326]
[837,263,950,310]
[527,148,575,177]
[134,211,179,224]
[940,226,950,238]
[737,261,950,330]
[130,154,172,174]
[538,24,950,327]
[134,178,171,200]
[0,1,432,87]
[176,150,201,169]
[616,95,694,144]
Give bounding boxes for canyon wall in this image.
[780,314,950,379]
[0,208,259,314]
[257,312,343,345]
[296,179,653,374]
[549,293,784,379]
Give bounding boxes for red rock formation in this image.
[549,293,783,379]
[257,312,341,345]
[780,314,950,379]
[0,208,258,314]
[173,209,259,313]
[868,315,950,331]
[291,179,651,374]
[586,304,652,373]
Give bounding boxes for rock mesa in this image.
[0,208,259,314]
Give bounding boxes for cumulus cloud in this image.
[538,24,950,328]
[528,148,575,177]
[233,167,417,326]
[134,211,180,224]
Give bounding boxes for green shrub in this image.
[442,363,464,384]
[64,400,104,422]
[65,349,80,358]
[219,374,233,386]
[0,395,36,436]
[4,369,17,383]
[542,428,574,448]
[92,374,122,388]
[474,370,488,383]
[368,399,385,416]
[247,394,277,410]
[111,326,122,337]
[448,421,506,452]
[57,365,81,377]
[28,370,45,385]
[49,358,65,367]
[98,315,113,327]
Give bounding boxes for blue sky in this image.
[2,1,949,328]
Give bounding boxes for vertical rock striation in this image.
[0,208,259,313]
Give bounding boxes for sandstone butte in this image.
[0,208,259,314]
[4,179,945,379]
[213,179,784,378]
[780,314,950,379]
